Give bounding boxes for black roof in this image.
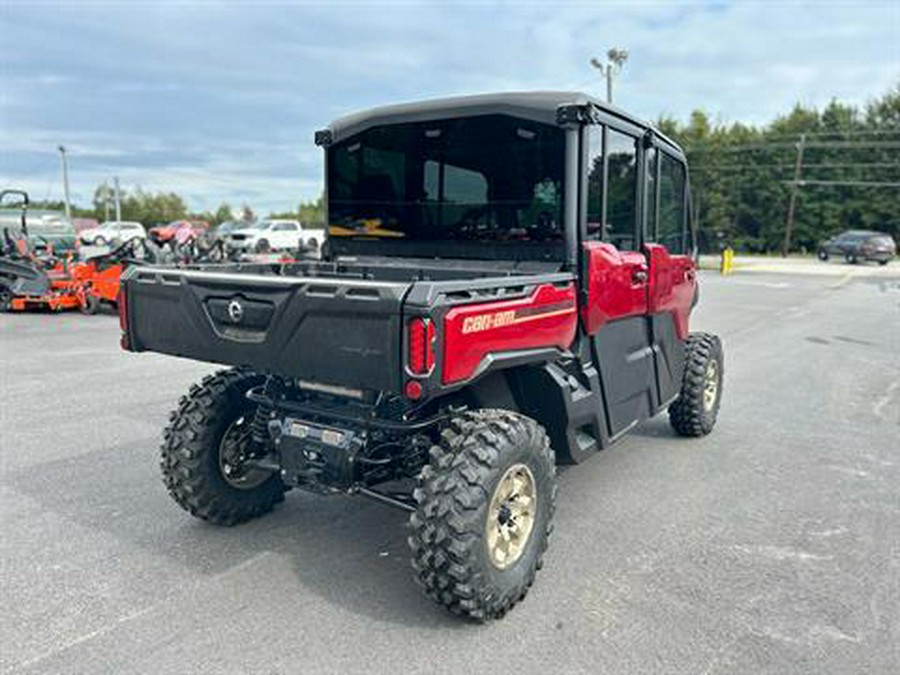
[322,91,682,154]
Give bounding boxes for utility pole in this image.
[102,181,111,221]
[590,48,629,104]
[114,176,122,222]
[58,145,72,221]
[782,133,806,257]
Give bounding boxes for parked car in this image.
[79,221,146,246]
[226,219,322,253]
[817,230,896,265]
[149,219,210,243]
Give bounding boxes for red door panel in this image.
[581,241,649,335]
[643,243,696,339]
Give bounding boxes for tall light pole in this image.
[58,145,72,221]
[590,48,629,104]
[102,181,111,221]
[114,176,122,222]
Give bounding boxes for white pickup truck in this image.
[226,219,324,254]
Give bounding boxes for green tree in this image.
[213,202,233,224]
[659,83,900,253]
[298,193,325,226]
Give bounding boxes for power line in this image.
[691,162,900,171]
[759,129,900,139]
[782,179,900,188]
[690,140,900,152]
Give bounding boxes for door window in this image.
[658,153,686,253]
[645,147,657,242]
[586,127,603,240]
[605,129,639,251]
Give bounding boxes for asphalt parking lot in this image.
[2,263,898,675]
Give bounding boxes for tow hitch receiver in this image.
[271,417,364,489]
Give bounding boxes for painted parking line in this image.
[723,279,792,289]
[829,273,855,289]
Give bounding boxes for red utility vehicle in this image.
[120,93,724,621]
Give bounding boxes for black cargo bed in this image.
[123,266,411,392]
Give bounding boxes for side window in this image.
[658,153,686,253]
[443,164,488,205]
[645,147,657,242]
[605,129,638,251]
[586,126,603,240]
[423,160,488,205]
[424,160,440,201]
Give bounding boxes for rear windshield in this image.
[327,114,566,261]
[869,235,895,246]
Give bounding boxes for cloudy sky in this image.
[1,0,897,215]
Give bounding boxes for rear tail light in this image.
[407,317,436,375]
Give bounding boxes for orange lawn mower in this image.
[0,189,82,312]
[2,203,163,314]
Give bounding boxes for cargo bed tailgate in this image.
[122,267,411,392]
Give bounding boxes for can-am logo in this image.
[458,300,577,335]
[227,299,244,323]
[461,310,516,334]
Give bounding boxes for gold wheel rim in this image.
[486,463,537,570]
[703,359,719,412]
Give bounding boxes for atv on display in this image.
[120,92,724,621]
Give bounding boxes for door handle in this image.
[631,268,648,284]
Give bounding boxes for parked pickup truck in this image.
[120,92,724,621]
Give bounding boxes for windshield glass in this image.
[327,114,566,261]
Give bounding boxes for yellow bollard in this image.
[720,247,734,276]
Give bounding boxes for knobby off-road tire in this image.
[0,284,12,312]
[669,332,724,437]
[409,410,556,621]
[161,368,285,525]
